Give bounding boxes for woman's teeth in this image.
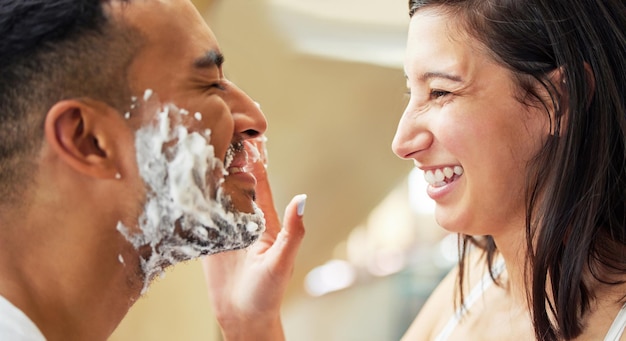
[424,166,464,186]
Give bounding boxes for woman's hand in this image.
[202,140,306,341]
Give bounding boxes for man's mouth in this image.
[225,141,251,176]
[227,167,245,175]
[424,166,464,187]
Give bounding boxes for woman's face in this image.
[392,8,550,236]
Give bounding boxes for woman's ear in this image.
[44,99,127,179]
[583,62,596,107]
[547,67,569,136]
[548,64,595,136]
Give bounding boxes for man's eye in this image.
[205,81,226,91]
[212,82,226,91]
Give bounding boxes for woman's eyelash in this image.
[430,89,450,98]
[403,89,451,98]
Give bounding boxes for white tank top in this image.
[434,259,626,341]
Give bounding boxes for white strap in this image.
[434,258,506,341]
[605,302,626,341]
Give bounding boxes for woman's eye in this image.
[403,88,451,102]
[430,89,450,99]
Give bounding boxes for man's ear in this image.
[44,100,123,179]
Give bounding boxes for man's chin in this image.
[221,188,257,215]
[134,206,266,290]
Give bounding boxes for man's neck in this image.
[0,214,143,340]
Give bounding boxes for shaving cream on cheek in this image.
[117,94,265,294]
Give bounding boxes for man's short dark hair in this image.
[0,0,140,202]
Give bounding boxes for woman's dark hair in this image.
[0,0,138,202]
[408,0,626,339]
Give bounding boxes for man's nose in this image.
[228,82,267,139]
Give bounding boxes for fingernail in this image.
[297,194,307,217]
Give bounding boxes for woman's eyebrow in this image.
[404,71,464,83]
[420,71,463,82]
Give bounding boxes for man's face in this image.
[122,0,267,213]
[111,0,268,289]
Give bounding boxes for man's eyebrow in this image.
[193,50,225,69]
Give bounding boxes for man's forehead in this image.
[110,0,221,65]
[108,0,191,16]
[108,0,216,41]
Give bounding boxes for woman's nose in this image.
[391,106,433,160]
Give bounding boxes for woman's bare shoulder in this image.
[400,263,458,341]
[400,249,491,341]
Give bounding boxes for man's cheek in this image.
[116,99,265,295]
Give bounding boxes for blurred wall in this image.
[109,261,218,340]
[208,0,411,302]
[110,0,414,339]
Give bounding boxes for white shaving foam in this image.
[117,94,265,294]
[143,89,154,101]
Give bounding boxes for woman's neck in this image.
[491,226,532,306]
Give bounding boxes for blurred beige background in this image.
[110,1,450,340]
